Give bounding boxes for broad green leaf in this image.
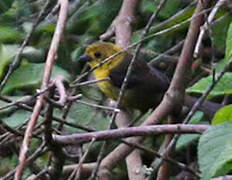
[64,96,110,133]
[67,0,122,35]
[198,122,232,180]
[0,44,45,79]
[215,21,232,72]
[0,26,22,42]
[176,111,205,150]
[2,109,31,128]
[2,63,70,94]
[0,44,19,78]
[159,0,182,19]
[187,72,232,97]
[22,46,45,63]
[211,14,232,52]
[212,105,232,125]
[148,3,195,35]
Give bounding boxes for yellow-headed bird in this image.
[79,42,170,112]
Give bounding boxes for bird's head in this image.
[80,42,125,71]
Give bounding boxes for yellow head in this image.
[80,42,125,75]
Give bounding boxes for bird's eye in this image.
[94,52,102,58]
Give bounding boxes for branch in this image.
[54,124,209,145]
[14,0,69,179]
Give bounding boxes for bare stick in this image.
[14,1,69,179]
[54,124,208,145]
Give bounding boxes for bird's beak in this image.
[79,54,92,62]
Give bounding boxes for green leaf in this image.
[0,44,45,79]
[0,44,19,78]
[22,46,45,63]
[67,0,122,35]
[159,0,182,19]
[2,63,70,94]
[212,105,232,125]
[2,109,31,128]
[215,21,232,72]
[211,14,232,52]
[0,26,22,42]
[64,96,110,133]
[187,72,232,97]
[198,122,232,180]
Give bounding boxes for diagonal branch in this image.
[14,1,69,179]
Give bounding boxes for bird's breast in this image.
[94,69,119,100]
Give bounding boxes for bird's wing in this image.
[109,54,138,88]
[109,54,169,91]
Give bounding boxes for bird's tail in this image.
[184,95,223,119]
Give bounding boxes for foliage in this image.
[198,123,232,180]
[0,0,232,180]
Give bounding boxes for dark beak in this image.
[79,54,92,62]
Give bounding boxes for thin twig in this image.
[71,77,110,87]
[15,1,69,179]
[75,99,120,112]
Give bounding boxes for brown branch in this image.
[115,0,137,47]
[14,1,69,179]
[53,75,68,106]
[54,124,209,145]
[44,88,65,179]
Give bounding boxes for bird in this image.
[79,42,222,116]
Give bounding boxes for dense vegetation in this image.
[1,0,232,179]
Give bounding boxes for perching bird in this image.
[80,42,222,116]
